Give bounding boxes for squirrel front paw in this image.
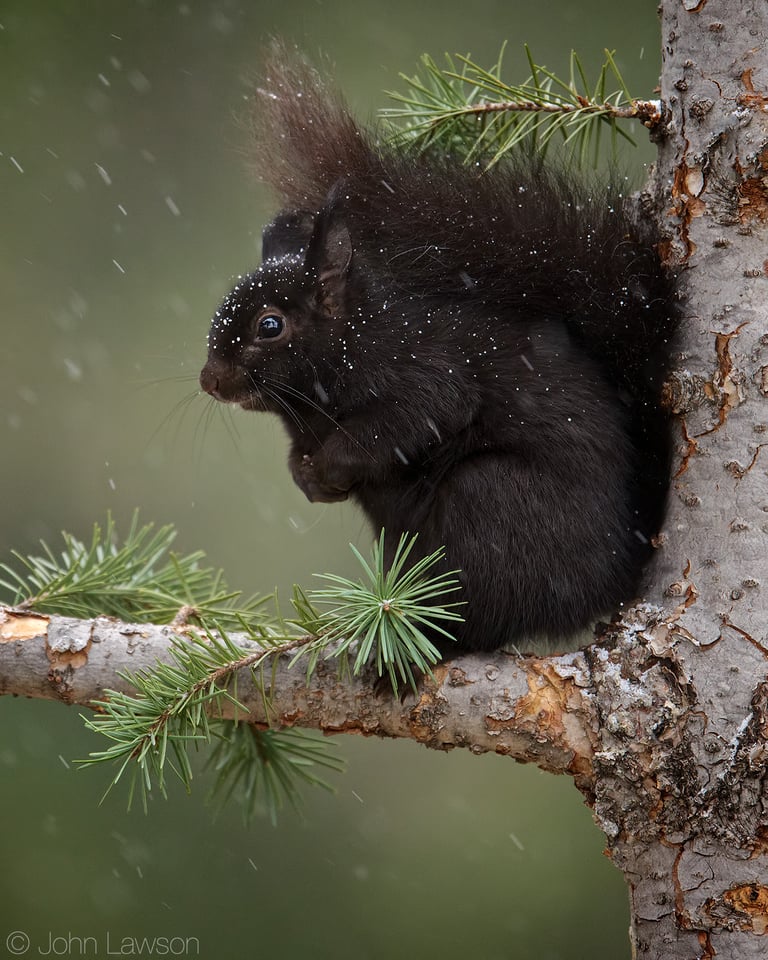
[290,453,350,503]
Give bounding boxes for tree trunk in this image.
[614,2,768,956]
[1,3,767,957]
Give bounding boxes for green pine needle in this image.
[79,625,318,816]
[2,516,463,818]
[0,511,267,628]
[296,531,464,695]
[206,724,344,825]
[382,45,646,166]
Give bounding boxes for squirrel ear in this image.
[262,209,316,262]
[306,204,353,316]
[319,218,353,277]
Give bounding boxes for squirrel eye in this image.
[257,314,285,339]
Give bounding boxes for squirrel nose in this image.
[199,364,221,398]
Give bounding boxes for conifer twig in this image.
[0,517,463,819]
[382,46,662,165]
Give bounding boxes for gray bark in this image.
[1,3,768,957]
[625,2,768,956]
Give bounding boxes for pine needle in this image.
[206,724,344,825]
[294,531,464,695]
[382,45,657,166]
[3,517,463,818]
[0,511,267,627]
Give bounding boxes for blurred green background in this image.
[0,1,662,957]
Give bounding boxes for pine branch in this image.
[0,598,604,804]
[0,517,462,819]
[296,531,464,695]
[205,723,344,825]
[382,46,662,166]
[0,512,267,628]
[78,626,323,817]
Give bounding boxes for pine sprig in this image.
[2,516,463,818]
[382,45,661,166]
[0,512,266,627]
[295,532,464,695]
[79,626,315,813]
[206,723,344,825]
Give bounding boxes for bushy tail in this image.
[249,43,382,210]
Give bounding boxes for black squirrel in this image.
[199,53,676,653]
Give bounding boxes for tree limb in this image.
[0,605,600,782]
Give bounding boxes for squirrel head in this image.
[199,197,357,413]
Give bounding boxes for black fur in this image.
[200,52,676,653]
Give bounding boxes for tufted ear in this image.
[261,209,316,263]
[304,199,353,317]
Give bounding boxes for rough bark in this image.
[624,2,768,956]
[1,3,768,958]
